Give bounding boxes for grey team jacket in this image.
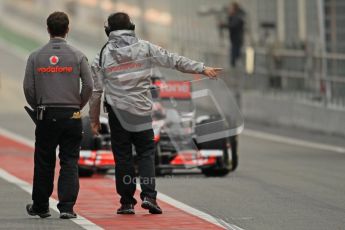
[23,38,93,110]
[89,30,205,123]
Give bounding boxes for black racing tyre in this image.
[79,117,96,177]
[201,167,230,177]
[196,115,239,177]
[230,136,238,172]
[81,116,95,150]
[198,136,239,177]
[78,167,94,177]
[97,168,109,174]
[199,138,231,177]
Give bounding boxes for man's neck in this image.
[50,36,65,39]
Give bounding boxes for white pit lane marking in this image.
[243,129,345,154]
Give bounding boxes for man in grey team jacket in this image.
[89,12,221,215]
[24,12,93,219]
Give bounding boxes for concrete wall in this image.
[242,91,345,136]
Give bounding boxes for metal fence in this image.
[249,46,345,108]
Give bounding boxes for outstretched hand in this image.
[202,67,223,79]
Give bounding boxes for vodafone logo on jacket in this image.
[49,56,59,65]
[37,55,74,73]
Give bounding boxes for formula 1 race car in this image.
[78,80,239,177]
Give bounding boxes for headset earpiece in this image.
[129,22,135,31]
[105,26,111,37]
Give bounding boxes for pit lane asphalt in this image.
[1,41,345,230]
[0,177,85,230]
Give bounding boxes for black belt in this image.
[43,107,80,120]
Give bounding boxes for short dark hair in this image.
[47,12,69,37]
[107,12,134,31]
[231,2,240,12]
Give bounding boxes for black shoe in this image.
[26,204,51,218]
[141,197,162,214]
[60,212,77,219]
[117,204,135,214]
[116,204,135,215]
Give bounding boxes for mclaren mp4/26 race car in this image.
[78,62,243,177]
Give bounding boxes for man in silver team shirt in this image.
[89,12,221,215]
[24,12,93,219]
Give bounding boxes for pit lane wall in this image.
[242,91,345,137]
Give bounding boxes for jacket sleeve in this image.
[80,56,93,109]
[148,42,205,74]
[23,53,36,109]
[88,54,104,123]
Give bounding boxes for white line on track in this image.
[156,192,245,230]
[0,127,103,230]
[136,183,244,230]
[243,129,345,154]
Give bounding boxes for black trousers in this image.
[230,42,242,67]
[108,109,157,205]
[32,117,82,212]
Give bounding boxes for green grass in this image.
[0,23,41,52]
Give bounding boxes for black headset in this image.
[104,23,135,36]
